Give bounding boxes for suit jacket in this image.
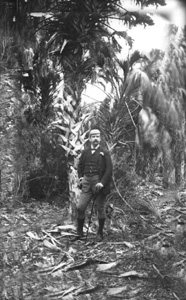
[78,146,113,195]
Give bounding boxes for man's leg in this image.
[76,177,92,237]
[95,192,106,241]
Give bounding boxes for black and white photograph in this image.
[0,0,186,299]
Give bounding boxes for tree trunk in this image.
[68,156,80,222]
[180,110,186,187]
[0,73,18,201]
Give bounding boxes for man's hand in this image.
[95,182,103,192]
[78,177,83,189]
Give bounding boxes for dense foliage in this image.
[1,0,186,206]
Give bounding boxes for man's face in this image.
[89,133,101,148]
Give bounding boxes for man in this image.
[77,128,113,241]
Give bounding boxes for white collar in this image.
[91,145,99,150]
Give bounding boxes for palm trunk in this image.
[181,108,186,187]
[68,157,81,222]
[0,74,18,201]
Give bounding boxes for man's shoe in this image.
[77,230,84,238]
[96,218,105,241]
[96,232,103,242]
[77,218,85,238]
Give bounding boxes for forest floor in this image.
[1,181,186,300]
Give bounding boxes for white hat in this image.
[89,129,101,136]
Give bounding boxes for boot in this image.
[77,218,85,238]
[97,218,105,241]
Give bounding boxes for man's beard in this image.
[93,140,99,146]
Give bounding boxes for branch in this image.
[125,102,137,129]
[81,93,103,103]
[112,176,134,211]
[115,3,128,13]
[85,82,115,101]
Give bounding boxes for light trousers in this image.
[77,175,106,219]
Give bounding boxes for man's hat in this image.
[89,129,101,136]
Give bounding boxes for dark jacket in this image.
[78,146,113,195]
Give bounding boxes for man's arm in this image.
[100,150,113,186]
[77,151,84,179]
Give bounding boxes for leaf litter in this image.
[1,184,186,299]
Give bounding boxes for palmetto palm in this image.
[1,0,168,203]
[93,24,186,188]
[139,25,186,186]
[40,0,165,104]
[90,50,149,147]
